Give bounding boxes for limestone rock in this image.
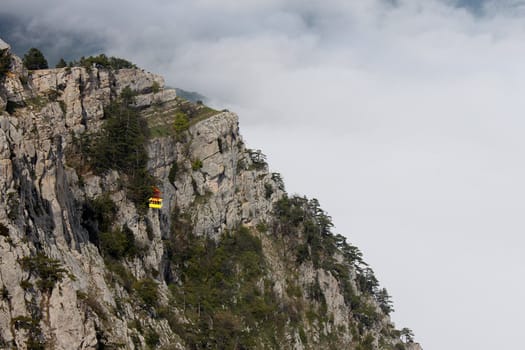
[134,88,177,108]
[0,38,9,51]
[0,38,420,350]
[113,69,164,94]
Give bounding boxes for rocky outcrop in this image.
[0,38,420,350]
[0,38,9,51]
[407,343,424,350]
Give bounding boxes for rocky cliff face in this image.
[0,40,422,350]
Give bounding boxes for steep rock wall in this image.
[0,40,421,350]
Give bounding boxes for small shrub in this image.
[299,327,308,345]
[20,280,32,291]
[354,302,380,328]
[307,279,325,305]
[395,343,407,350]
[286,282,302,298]
[356,333,375,350]
[131,334,141,349]
[6,192,19,220]
[108,56,137,69]
[58,100,67,114]
[168,162,178,184]
[27,339,46,350]
[105,260,136,293]
[212,311,243,347]
[76,290,87,300]
[145,328,160,348]
[12,316,45,349]
[236,159,246,173]
[82,194,117,245]
[134,278,159,308]
[0,285,9,300]
[0,223,9,237]
[85,293,107,321]
[19,75,28,86]
[296,244,310,264]
[65,132,91,174]
[120,86,137,104]
[45,89,59,101]
[151,81,160,93]
[191,158,203,171]
[173,111,189,134]
[12,315,37,330]
[0,49,11,78]
[25,96,48,110]
[264,183,273,199]
[99,225,137,260]
[255,222,268,233]
[234,225,263,254]
[6,101,19,115]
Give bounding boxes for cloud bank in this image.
[2,1,525,349]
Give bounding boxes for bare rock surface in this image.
[0,38,420,350]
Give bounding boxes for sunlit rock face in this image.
[0,38,421,350]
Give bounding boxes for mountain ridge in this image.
[0,39,422,350]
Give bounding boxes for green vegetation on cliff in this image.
[137,194,405,349]
[23,47,49,70]
[19,253,68,293]
[75,54,137,70]
[145,96,220,139]
[0,44,416,348]
[0,48,11,78]
[272,194,401,346]
[69,87,155,210]
[167,225,286,348]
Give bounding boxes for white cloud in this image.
[2,0,525,348]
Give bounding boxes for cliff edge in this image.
[0,39,422,350]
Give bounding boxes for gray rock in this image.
[0,42,420,350]
[114,68,164,94]
[0,38,9,51]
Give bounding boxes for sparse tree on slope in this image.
[23,47,48,70]
[400,327,415,343]
[55,58,67,68]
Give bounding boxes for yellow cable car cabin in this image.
[148,197,163,209]
[148,187,163,209]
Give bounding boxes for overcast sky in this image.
[2,1,525,348]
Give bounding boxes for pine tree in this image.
[400,328,415,343]
[23,48,48,70]
[55,58,67,68]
